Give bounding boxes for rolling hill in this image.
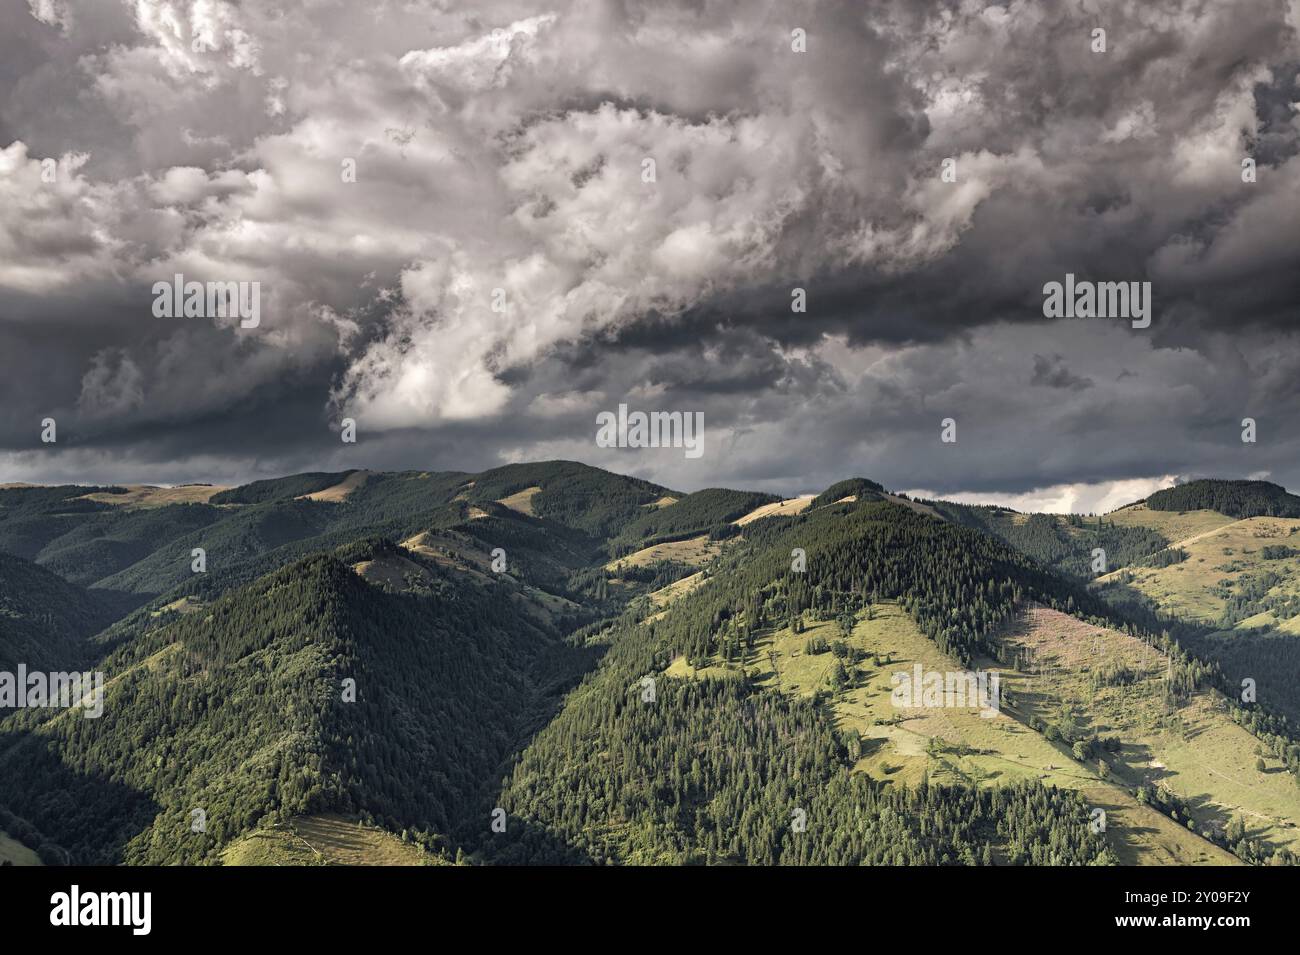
[1143,479,1300,519]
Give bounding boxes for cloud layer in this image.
[2,0,1299,503]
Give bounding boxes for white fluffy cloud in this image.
[27,0,73,33]
[902,477,1180,515]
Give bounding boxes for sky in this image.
[2,0,1299,512]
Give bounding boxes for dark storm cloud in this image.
[2,0,1299,503]
[1031,354,1093,391]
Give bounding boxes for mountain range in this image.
[2,466,1299,866]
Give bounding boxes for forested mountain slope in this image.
[0,542,576,864]
[1143,480,1300,519]
[490,497,1133,864]
[0,553,114,673]
[927,501,1170,582]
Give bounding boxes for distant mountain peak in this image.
[810,478,886,509]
